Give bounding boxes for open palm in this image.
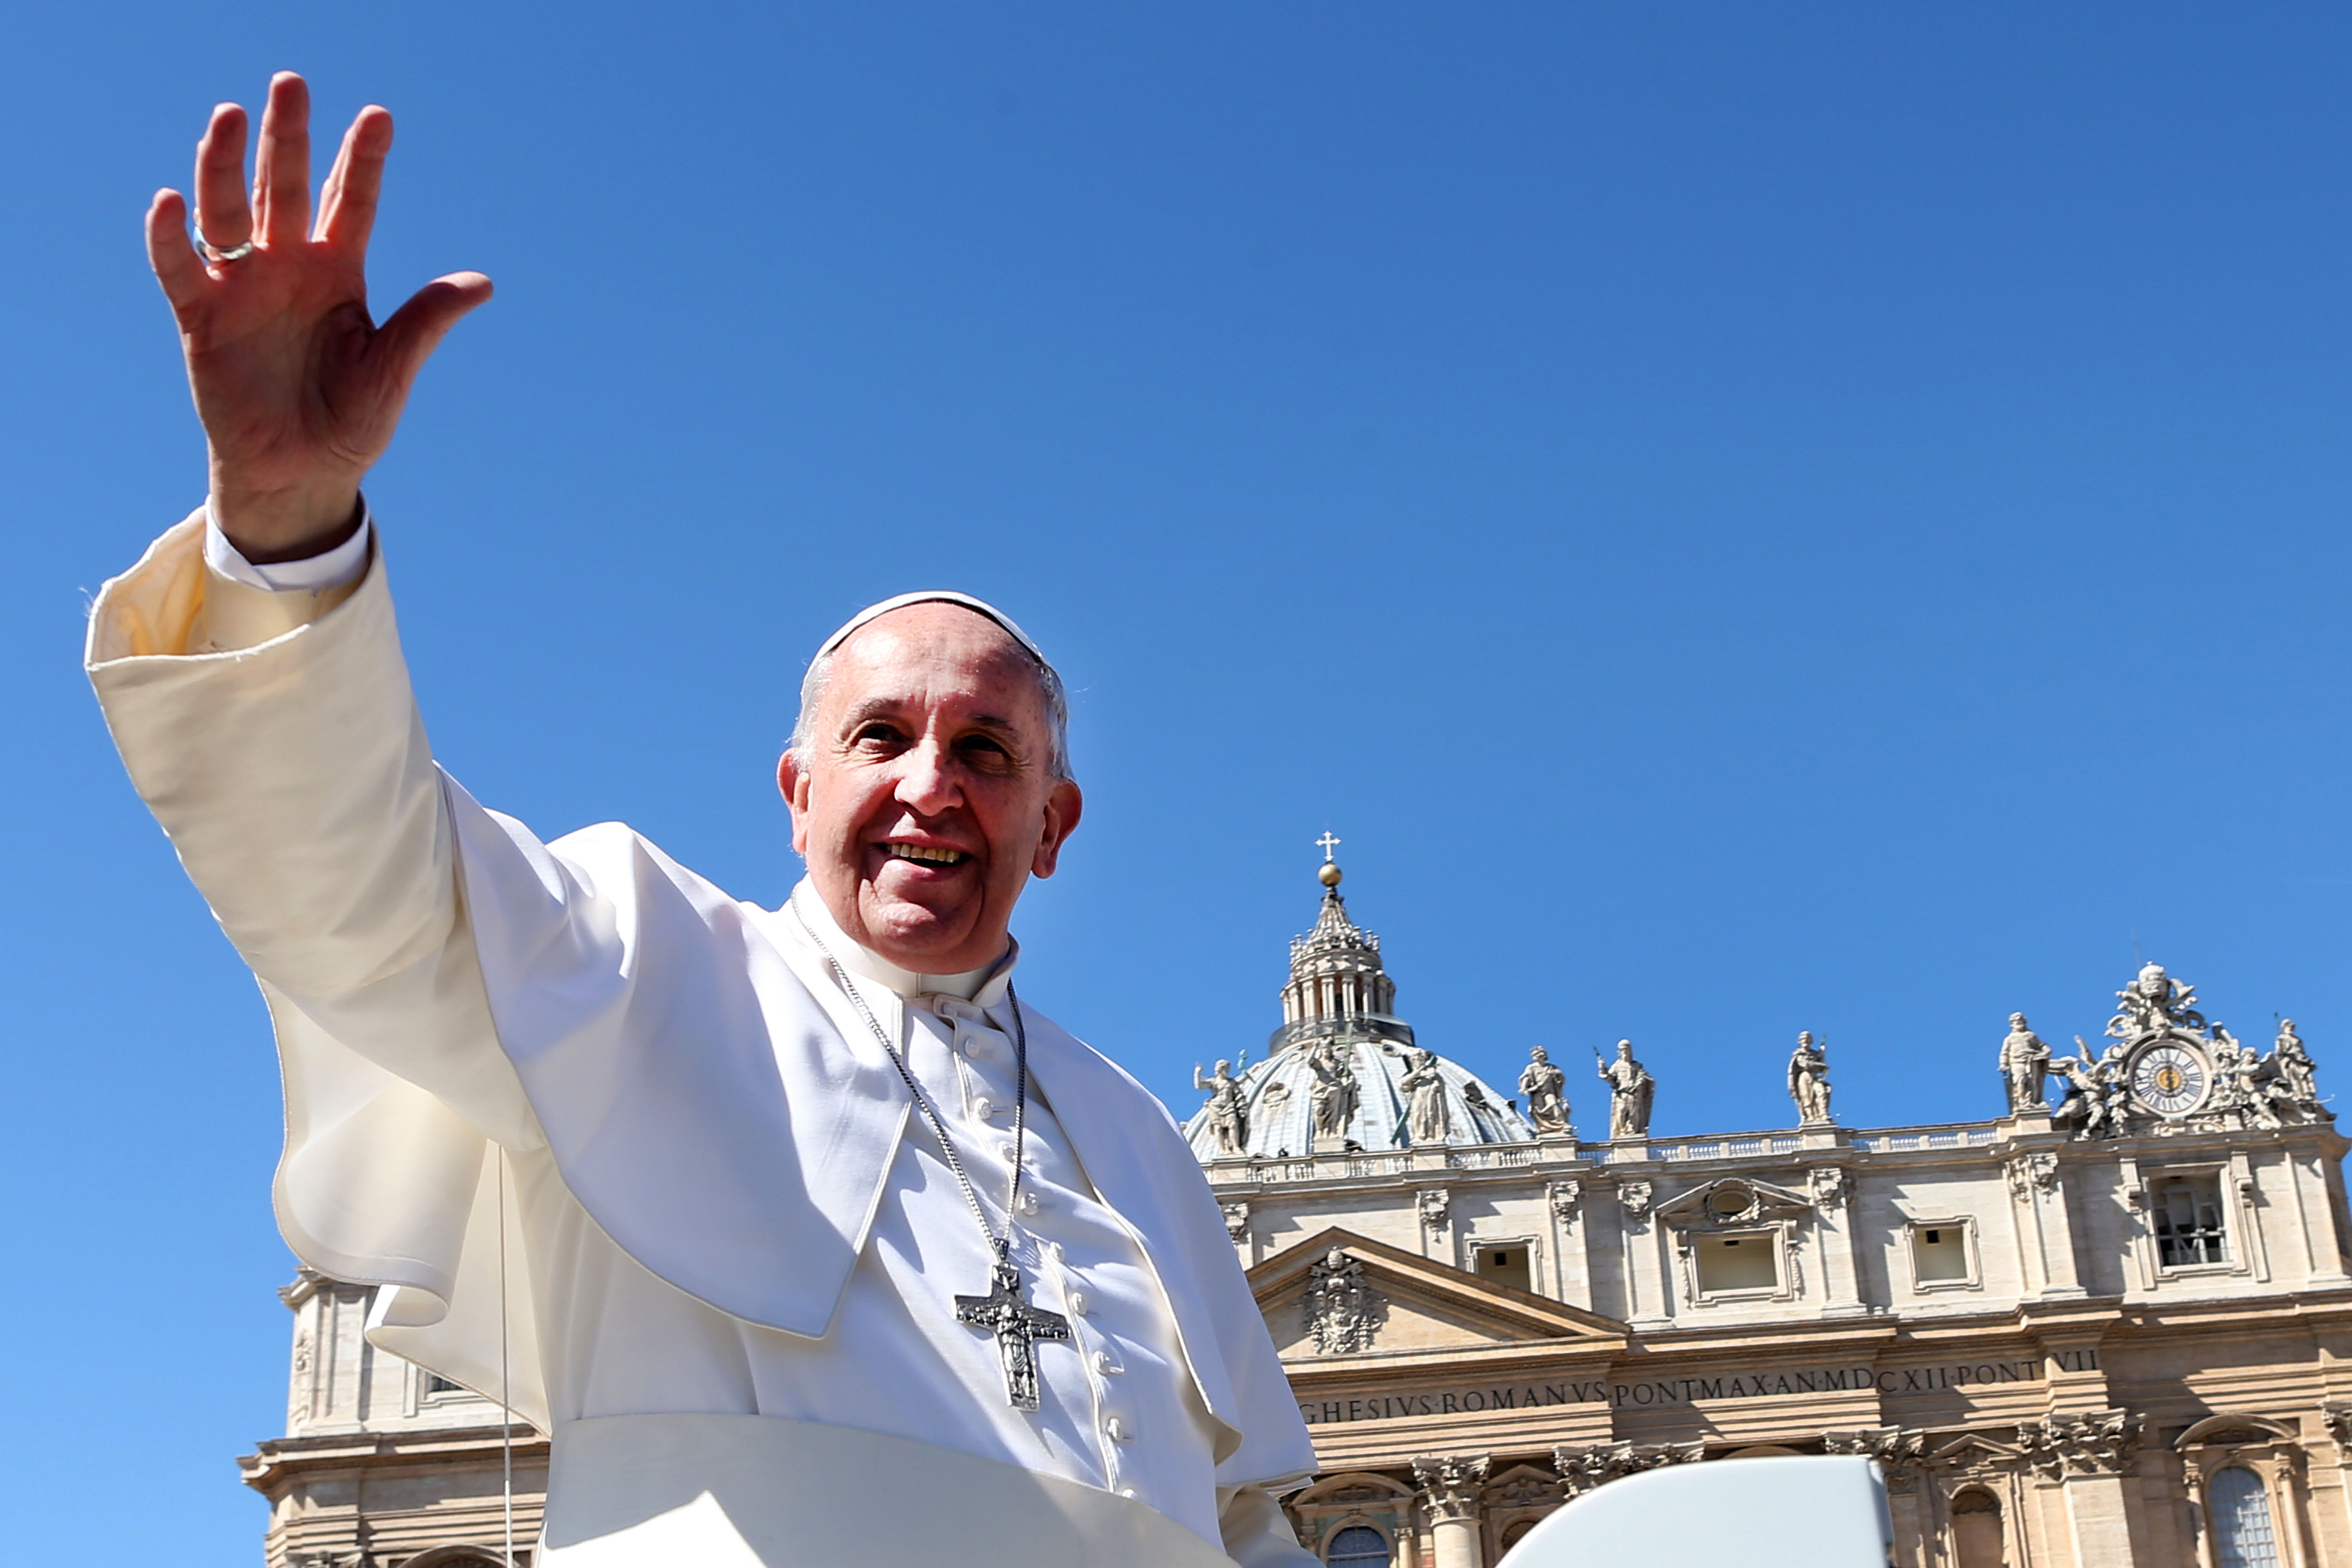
[145,73,490,560]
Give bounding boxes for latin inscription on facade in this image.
[1297,1358,2043,1425]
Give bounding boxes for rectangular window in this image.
[1696,1232,1779,1294]
[423,1372,466,1397]
[2153,1175,2230,1268]
[1475,1244,1532,1292]
[1912,1223,1973,1285]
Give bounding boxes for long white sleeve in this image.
[85,510,537,1146]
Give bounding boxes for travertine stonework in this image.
[241,859,2352,1568]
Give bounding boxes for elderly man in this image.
[88,76,1313,1567]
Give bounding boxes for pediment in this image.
[1655,1176,1813,1228]
[1931,1432,2024,1465]
[1250,1226,1629,1360]
[2177,1414,2298,1449]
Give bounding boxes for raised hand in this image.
[145,73,491,561]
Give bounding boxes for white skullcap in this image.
[815,590,1051,668]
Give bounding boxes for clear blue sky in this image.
[5,4,2350,1558]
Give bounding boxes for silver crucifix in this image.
[955,1254,1072,1410]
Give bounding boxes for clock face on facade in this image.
[2130,1043,2210,1117]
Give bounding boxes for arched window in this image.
[2210,1466,2280,1568]
[1949,1488,2004,1568]
[1325,1523,1392,1567]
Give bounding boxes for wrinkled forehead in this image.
[822,601,1042,696]
[816,590,1048,666]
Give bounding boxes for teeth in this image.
[888,843,968,865]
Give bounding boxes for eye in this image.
[852,721,908,749]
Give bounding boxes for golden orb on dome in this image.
[1318,861,1344,888]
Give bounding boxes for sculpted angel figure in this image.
[2052,1043,2117,1138]
[1787,1032,1833,1125]
[1193,1058,1249,1156]
[2000,1012,2053,1112]
[1519,1046,1571,1135]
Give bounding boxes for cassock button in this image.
[1105,1416,1134,1442]
[1067,1289,1093,1315]
[1119,1488,1138,1500]
[974,1097,1000,1122]
[997,1141,1020,1164]
[1018,1191,1041,1216]
[1093,1351,1122,1375]
[963,1037,997,1061]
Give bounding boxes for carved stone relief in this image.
[1551,1441,1704,1498]
[1547,1180,1583,1222]
[2004,1152,2058,1200]
[1418,1186,1452,1233]
[1303,1246,1387,1355]
[2016,1408,2139,1475]
[1412,1453,1492,1522]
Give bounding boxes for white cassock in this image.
[86,512,1319,1568]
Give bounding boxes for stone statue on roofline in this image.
[1400,1047,1453,1143]
[1596,1039,1655,1139]
[1519,1045,1571,1136]
[1787,1031,1833,1125]
[1193,1058,1249,1156]
[1306,1036,1358,1147]
[2000,1012,2052,1113]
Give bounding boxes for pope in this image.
[88,74,1315,1567]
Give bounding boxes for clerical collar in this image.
[787,881,1017,1005]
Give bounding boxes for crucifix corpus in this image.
[956,1250,1074,1411]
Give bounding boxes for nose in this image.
[893,736,964,815]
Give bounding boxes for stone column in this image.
[1615,1179,1664,1326]
[2006,1149,2085,1298]
[1414,1454,1491,1568]
[1808,1165,1867,1315]
[2018,1410,2141,1566]
[1546,1179,1583,1303]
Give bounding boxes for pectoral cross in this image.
[955,1254,1072,1411]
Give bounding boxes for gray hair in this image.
[788,620,1072,780]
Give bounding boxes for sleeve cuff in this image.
[204,501,375,593]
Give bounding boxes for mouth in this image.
[882,842,972,868]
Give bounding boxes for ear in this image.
[1030,777,1084,878]
[777,749,813,855]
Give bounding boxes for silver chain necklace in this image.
[798,914,1072,1410]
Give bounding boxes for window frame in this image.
[1319,1519,1395,1567]
[1687,1225,1787,1303]
[1904,1215,1982,1294]
[2145,1167,2236,1278]
[1468,1235,1541,1295]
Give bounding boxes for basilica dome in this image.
[1182,851,1534,1160]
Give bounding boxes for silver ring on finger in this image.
[196,228,255,263]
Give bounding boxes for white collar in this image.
[786,880,1017,1006]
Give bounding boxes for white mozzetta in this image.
[87,512,1316,1568]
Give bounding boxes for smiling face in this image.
[778,603,1083,974]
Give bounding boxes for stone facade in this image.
[239,857,2352,1568]
[241,1271,541,1568]
[1201,864,2352,1568]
